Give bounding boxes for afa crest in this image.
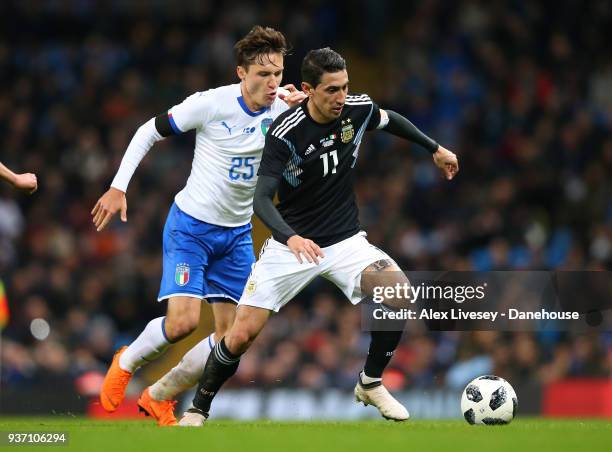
[341,119,354,143]
[244,278,257,297]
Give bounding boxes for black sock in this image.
[192,337,240,413]
[363,329,403,378]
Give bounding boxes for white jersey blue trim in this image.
[168,83,289,227]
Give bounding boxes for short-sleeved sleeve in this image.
[167,91,216,133]
[258,133,293,178]
[366,101,383,131]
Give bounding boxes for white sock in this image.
[149,334,216,401]
[119,317,171,372]
[360,370,382,385]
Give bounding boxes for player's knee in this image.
[164,316,198,342]
[165,297,201,341]
[226,328,255,354]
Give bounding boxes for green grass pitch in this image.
[0,418,611,452]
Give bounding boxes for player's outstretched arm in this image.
[0,161,37,193]
[253,175,324,264]
[381,109,459,180]
[91,92,213,231]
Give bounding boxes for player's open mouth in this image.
[332,106,343,113]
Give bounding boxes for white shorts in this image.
[238,231,394,312]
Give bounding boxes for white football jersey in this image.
[169,83,289,227]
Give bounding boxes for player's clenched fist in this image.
[287,235,325,265]
[91,187,128,232]
[13,173,38,194]
[433,146,459,180]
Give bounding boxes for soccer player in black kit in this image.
[179,48,459,426]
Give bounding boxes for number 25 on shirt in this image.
[229,157,255,180]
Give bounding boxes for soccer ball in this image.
[461,375,517,425]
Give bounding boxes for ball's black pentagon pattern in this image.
[489,386,507,411]
[463,408,475,424]
[463,376,516,426]
[482,417,509,425]
[465,384,483,403]
[478,375,501,381]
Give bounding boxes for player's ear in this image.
[301,82,314,96]
[237,65,247,81]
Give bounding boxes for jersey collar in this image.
[237,96,270,117]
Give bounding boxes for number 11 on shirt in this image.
[320,150,338,176]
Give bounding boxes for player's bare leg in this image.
[140,302,236,425]
[354,259,410,421]
[100,296,201,413]
[179,305,271,426]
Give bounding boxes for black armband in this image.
[154,113,175,137]
[253,175,297,244]
[383,110,439,153]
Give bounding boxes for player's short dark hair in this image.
[301,48,347,87]
[234,25,289,68]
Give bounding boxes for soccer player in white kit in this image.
[91,26,305,425]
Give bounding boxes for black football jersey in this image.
[258,94,382,247]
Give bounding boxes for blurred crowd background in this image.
[1,0,610,407]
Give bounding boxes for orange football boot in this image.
[137,387,178,426]
[100,346,132,412]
